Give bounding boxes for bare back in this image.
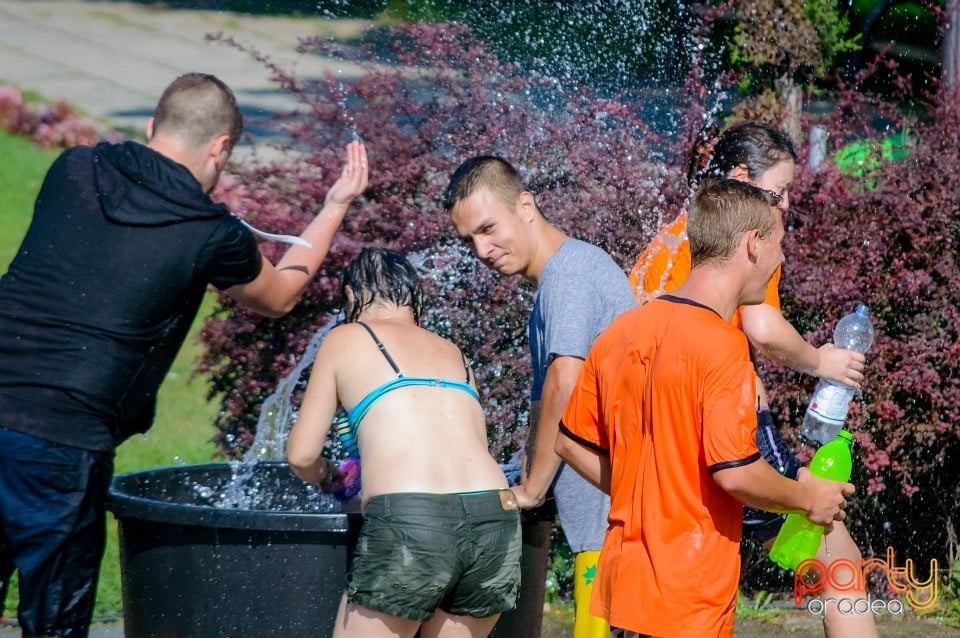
[329,320,507,504]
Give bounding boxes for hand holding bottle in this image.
[802,305,875,444]
[328,457,361,501]
[813,343,866,389]
[797,471,854,528]
[770,430,855,570]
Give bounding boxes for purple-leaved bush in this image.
[199,23,692,459]
[199,22,958,583]
[0,85,105,148]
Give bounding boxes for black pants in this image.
[0,427,113,638]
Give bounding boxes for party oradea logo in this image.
[793,546,938,616]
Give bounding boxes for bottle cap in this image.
[836,430,853,442]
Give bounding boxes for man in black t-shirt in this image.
[0,73,368,638]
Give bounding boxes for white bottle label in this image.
[807,384,853,426]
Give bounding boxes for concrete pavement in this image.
[0,0,370,151]
[0,620,122,637]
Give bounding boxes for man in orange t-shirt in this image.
[556,179,853,637]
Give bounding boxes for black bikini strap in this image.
[356,321,401,375]
[459,349,471,382]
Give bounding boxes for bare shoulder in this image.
[317,323,368,357]
[418,325,463,353]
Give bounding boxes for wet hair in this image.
[341,248,423,324]
[686,121,797,188]
[442,155,525,212]
[688,178,782,267]
[152,73,243,151]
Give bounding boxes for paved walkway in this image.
[0,0,369,154]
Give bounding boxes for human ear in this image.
[727,165,750,182]
[211,134,231,171]
[145,117,155,141]
[745,228,761,263]
[516,191,537,222]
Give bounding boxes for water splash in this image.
[244,319,338,462]
[211,316,340,510]
[207,459,341,512]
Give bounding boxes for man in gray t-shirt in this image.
[444,156,634,637]
[529,239,635,553]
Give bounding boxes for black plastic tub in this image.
[108,462,362,638]
[108,461,551,637]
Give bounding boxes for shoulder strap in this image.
[459,349,471,382]
[356,321,401,375]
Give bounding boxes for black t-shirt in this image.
[0,142,263,450]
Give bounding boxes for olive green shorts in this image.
[347,490,522,621]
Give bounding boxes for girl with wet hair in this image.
[630,120,878,638]
[687,120,798,191]
[341,247,423,324]
[632,120,799,305]
[287,247,520,638]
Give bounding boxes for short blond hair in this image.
[688,178,781,267]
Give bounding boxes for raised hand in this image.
[325,140,368,209]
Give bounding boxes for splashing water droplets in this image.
[190,317,344,512]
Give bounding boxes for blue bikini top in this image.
[333,322,480,458]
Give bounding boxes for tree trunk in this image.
[945,0,960,88]
[778,73,803,148]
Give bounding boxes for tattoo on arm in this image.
[278,264,310,275]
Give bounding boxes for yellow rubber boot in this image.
[573,550,611,638]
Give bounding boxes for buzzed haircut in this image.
[442,155,525,212]
[688,178,781,267]
[152,73,243,151]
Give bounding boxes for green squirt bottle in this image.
[768,429,854,571]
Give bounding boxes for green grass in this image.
[0,132,55,269]
[735,591,788,623]
[0,129,222,619]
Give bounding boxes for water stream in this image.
[199,318,340,511]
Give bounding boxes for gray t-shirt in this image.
[528,238,635,552]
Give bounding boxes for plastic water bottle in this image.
[800,305,875,444]
[769,429,854,570]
